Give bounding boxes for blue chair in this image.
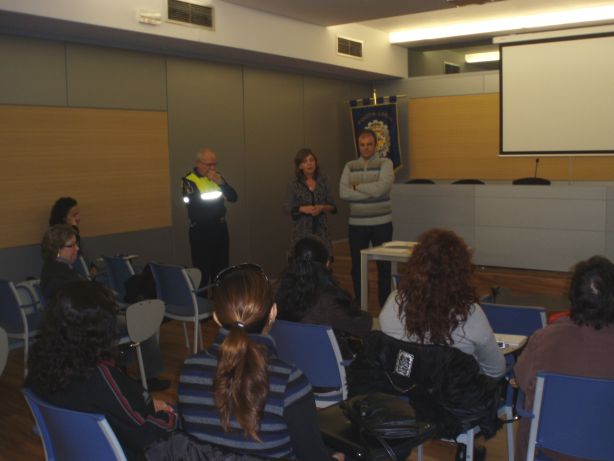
[0,279,45,376]
[74,255,92,280]
[23,388,127,461]
[149,262,213,353]
[526,372,614,461]
[103,256,136,302]
[269,320,349,408]
[480,302,546,337]
[0,327,8,376]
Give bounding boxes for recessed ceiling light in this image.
[390,4,614,43]
[465,51,500,63]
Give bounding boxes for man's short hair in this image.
[357,129,377,144]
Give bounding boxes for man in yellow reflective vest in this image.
[182,147,238,293]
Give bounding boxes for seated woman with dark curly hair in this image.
[379,228,505,378]
[24,280,177,459]
[275,236,372,354]
[24,280,269,461]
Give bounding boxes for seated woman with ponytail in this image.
[178,264,344,461]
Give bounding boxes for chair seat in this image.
[3,309,45,337]
[164,297,213,319]
[319,398,438,461]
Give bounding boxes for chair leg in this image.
[182,322,189,350]
[504,407,515,461]
[198,321,204,350]
[417,443,423,461]
[135,344,148,391]
[192,320,198,354]
[23,337,29,378]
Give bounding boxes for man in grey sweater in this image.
[339,129,394,307]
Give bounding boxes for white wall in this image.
[0,0,408,78]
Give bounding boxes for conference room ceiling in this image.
[221,0,614,48]
[220,0,465,26]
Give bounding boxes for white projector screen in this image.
[501,34,614,155]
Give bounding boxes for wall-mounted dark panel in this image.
[66,43,167,110]
[0,35,67,106]
[244,67,303,275]
[166,58,246,268]
[302,77,369,246]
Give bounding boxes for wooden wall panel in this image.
[0,105,171,248]
[408,93,614,181]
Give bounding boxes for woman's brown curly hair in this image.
[395,228,478,345]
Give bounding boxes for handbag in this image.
[341,393,420,461]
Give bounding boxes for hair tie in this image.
[233,321,246,330]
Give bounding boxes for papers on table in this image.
[382,241,417,249]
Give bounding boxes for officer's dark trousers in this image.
[189,219,229,293]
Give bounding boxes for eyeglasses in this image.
[214,263,267,286]
[63,242,79,248]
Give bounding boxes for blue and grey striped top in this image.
[178,329,312,459]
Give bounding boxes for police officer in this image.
[182,148,238,293]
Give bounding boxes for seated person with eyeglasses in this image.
[40,224,85,302]
[39,224,170,393]
[178,264,345,461]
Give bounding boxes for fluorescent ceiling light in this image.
[390,5,614,43]
[465,51,500,63]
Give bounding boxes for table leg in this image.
[391,261,398,292]
[360,252,368,311]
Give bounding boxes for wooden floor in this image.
[0,240,571,461]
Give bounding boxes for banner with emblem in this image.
[350,96,402,170]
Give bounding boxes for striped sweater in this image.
[339,155,394,226]
[178,330,317,459]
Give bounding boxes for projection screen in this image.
[500,34,614,155]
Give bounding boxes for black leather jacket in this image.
[348,331,503,439]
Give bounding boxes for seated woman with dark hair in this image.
[379,228,505,378]
[40,224,85,302]
[179,264,345,461]
[514,255,614,461]
[275,237,373,353]
[24,281,177,460]
[40,224,169,392]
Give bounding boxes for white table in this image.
[360,241,415,311]
[494,333,527,355]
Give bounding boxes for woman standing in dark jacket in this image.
[284,148,336,256]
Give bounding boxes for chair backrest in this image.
[527,372,614,461]
[452,178,484,184]
[512,177,551,185]
[184,267,202,291]
[0,327,8,375]
[126,299,165,343]
[149,262,197,316]
[480,302,546,336]
[22,388,128,461]
[270,320,346,394]
[74,255,91,280]
[0,279,25,334]
[103,256,136,301]
[15,279,43,310]
[405,178,434,184]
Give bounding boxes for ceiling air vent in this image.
[168,0,213,29]
[337,36,363,59]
